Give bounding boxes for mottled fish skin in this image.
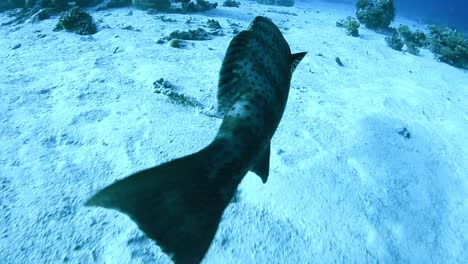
[86,16,306,264]
[216,16,306,183]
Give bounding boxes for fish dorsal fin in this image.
[251,144,271,183]
[290,52,307,73]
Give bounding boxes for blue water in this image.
[321,0,468,33]
[395,0,467,33]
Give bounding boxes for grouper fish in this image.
[86,16,306,264]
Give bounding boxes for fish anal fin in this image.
[251,144,270,183]
[290,52,307,73]
[86,145,233,264]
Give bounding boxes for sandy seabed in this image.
[0,0,466,263]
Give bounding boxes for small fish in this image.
[86,16,306,264]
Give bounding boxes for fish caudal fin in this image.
[86,145,233,264]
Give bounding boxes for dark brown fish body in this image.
[214,16,306,184]
[86,16,306,264]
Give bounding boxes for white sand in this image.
[0,0,466,263]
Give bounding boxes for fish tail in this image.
[85,141,238,264]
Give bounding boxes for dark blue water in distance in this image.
[321,0,468,33]
[395,0,467,33]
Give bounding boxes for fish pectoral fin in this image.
[251,144,270,183]
[85,146,230,264]
[290,52,307,73]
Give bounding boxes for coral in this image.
[206,19,221,30]
[397,25,427,47]
[54,7,97,35]
[255,0,294,7]
[427,25,468,69]
[206,19,223,36]
[167,25,223,40]
[169,28,211,40]
[33,8,50,21]
[170,39,186,48]
[405,42,420,55]
[356,0,395,30]
[132,0,171,10]
[178,0,217,12]
[121,25,141,31]
[336,16,360,37]
[385,32,404,51]
[157,15,177,22]
[391,25,428,55]
[222,0,240,7]
[153,79,204,109]
[154,78,173,93]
